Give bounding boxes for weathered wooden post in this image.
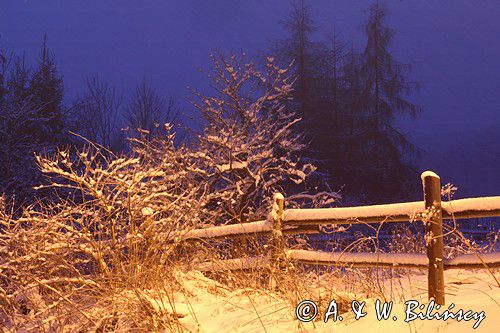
[422,171,445,305]
[269,192,285,289]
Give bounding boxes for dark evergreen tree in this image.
[279,0,317,115]
[274,0,334,185]
[0,53,42,205]
[28,34,64,142]
[356,2,419,201]
[0,49,10,105]
[324,29,347,122]
[0,36,68,207]
[321,43,362,192]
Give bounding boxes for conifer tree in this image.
[357,2,419,201]
[0,49,9,105]
[28,34,64,141]
[279,0,317,115]
[0,36,67,206]
[275,0,332,184]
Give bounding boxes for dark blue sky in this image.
[2,0,500,197]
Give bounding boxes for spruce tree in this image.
[0,36,67,206]
[276,0,334,186]
[28,33,64,142]
[279,0,317,115]
[357,2,419,201]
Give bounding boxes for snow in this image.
[283,201,424,224]
[421,170,440,180]
[442,196,500,214]
[274,193,284,201]
[141,207,154,216]
[216,161,248,173]
[174,220,272,240]
[283,197,500,225]
[445,252,500,268]
[172,269,500,332]
[271,192,284,221]
[194,251,499,272]
[287,250,429,268]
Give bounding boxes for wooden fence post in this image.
[422,171,445,305]
[269,193,285,288]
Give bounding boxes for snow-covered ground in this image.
[172,269,499,332]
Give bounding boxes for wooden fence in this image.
[175,171,500,305]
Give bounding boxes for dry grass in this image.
[0,133,213,331]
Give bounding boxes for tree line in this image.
[0,34,179,206]
[0,0,420,208]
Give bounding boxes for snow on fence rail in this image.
[171,220,318,241]
[283,196,500,226]
[180,171,500,305]
[173,220,272,241]
[287,250,500,270]
[197,251,500,272]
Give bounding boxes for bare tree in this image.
[126,78,177,137]
[75,75,122,149]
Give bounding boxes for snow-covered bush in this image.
[0,129,212,330]
[192,53,335,225]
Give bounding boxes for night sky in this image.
[2,0,500,198]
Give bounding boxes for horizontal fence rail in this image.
[283,196,500,226]
[196,251,500,272]
[178,171,500,305]
[171,220,319,242]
